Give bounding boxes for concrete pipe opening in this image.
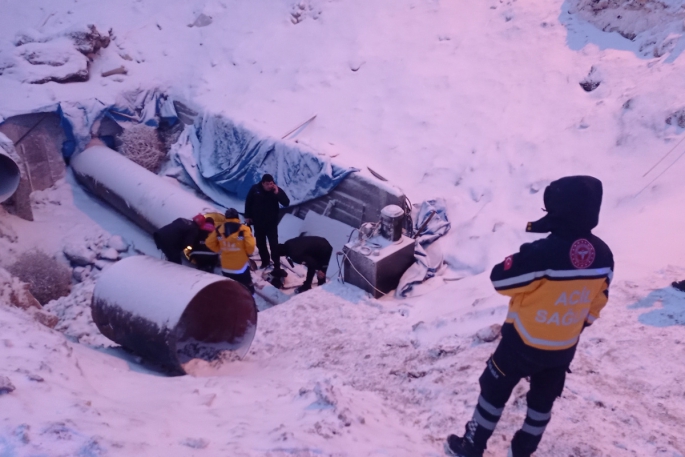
[92,256,257,375]
[0,150,20,203]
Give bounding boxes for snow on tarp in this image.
[396,199,451,298]
[169,112,357,207]
[1,88,356,207]
[0,87,176,159]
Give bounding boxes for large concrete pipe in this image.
[92,255,257,375]
[0,134,20,203]
[71,142,218,233]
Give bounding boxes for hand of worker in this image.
[238,230,245,240]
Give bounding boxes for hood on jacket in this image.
[220,218,242,236]
[527,175,603,235]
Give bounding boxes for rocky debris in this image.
[666,108,685,129]
[44,281,113,347]
[0,267,61,329]
[10,25,111,84]
[0,267,41,311]
[108,235,129,252]
[180,438,209,449]
[290,1,322,24]
[0,375,15,395]
[30,309,59,328]
[14,24,110,56]
[93,259,115,270]
[63,235,127,282]
[17,39,89,84]
[101,65,127,77]
[98,248,119,261]
[0,216,18,243]
[72,266,93,283]
[568,0,685,58]
[188,14,213,28]
[0,213,19,243]
[580,66,602,92]
[474,323,502,343]
[63,243,97,267]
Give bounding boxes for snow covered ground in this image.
[2,0,685,456]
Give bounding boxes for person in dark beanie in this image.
[205,208,256,293]
[445,176,614,457]
[244,173,290,277]
[153,214,208,264]
[278,235,333,293]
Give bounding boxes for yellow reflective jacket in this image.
[491,234,613,351]
[205,218,256,273]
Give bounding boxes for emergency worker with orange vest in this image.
[205,208,257,294]
[445,176,614,457]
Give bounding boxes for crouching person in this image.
[278,236,333,293]
[445,176,614,457]
[153,214,208,264]
[188,217,220,272]
[205,209,256,294]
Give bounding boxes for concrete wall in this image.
[0,112,66,191]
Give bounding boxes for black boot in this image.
[444,435,483,457]
[295,283,311,294]
[272,268,288,278]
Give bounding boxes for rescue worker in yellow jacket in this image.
[205,208,256,294]
[446,176,614,457]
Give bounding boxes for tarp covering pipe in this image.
[92,256,258,375]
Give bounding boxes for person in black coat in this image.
[153,214,207,264]
[244,173,290,275]
[278,235,333,293]
[188,217,219,272]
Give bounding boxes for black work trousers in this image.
[254,224,280,271]
[463,339,569,457]
[222,270,254,294]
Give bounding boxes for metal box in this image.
[343,235,415,298]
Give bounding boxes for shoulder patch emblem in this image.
[503,255,514,271]
[569,239,595,269]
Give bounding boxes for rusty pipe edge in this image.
[70,144,218,233]
[92,255,257,375]
[0,141,20,204]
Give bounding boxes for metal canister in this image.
[380,204,404,242]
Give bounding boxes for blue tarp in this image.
[174,113,355,206]
[1,89,355,207]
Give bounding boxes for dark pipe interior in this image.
[0,154,20,202]
[174,279,257,366]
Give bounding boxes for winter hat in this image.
[224,208,240,220]
[192,214,206,226]
[527,176,603,234]
[261,173,274,183]
[201,222,215,232]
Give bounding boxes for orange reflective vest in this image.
[491,234,613,351]
[205,218,256,273]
